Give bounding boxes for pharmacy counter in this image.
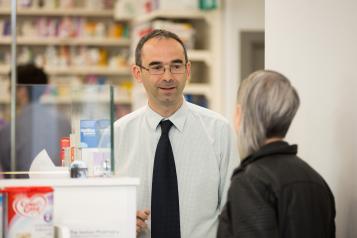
[0,177,139,238]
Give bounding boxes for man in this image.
[114,29,238,238]
[217,70,335,237]
[0,63,71,176]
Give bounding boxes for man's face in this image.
[132,38,191,110]
[7,81,28,108]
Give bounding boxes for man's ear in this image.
[17,86,29,106]
[185,61,191,83]
[235,104,242,132]
[131,64,143,83]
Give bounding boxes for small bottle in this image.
[60,137,70,166]
[70,160,88,178]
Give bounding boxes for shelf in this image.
[0,65,10,74]
[41,95,131,104]
[134,9,208,24]
[0,84,213,104]
[0,65,131,76]
[0,37,130,46]
[113,3,134,21]
[184,83,211,97]
[188,50,212,65]
[0,95,131,105]
[0,97,10,104]
[45,66,131,76]
[0,8,113,17]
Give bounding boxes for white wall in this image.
[266,1,357,237]
[222,0,264,121]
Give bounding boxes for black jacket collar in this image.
[233,141,298,176]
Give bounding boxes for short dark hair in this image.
[9,63,48,102]
[135,29,188,66]
[16,63,48,85]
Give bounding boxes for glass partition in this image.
[0,84,114,178]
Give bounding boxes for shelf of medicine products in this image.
[40,95,131,104]
[0,36,131,46]
[0,83,209,105]
[0,8,115,17]
[43,95,131,104]
[0,50,209,74]
[0,95,131,105]
[126,9,210,24]
[0,65,131,76]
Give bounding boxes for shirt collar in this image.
[145,99,188,133]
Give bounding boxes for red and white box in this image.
[3,186,54,238]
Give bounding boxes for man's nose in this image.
[162,65,173,80]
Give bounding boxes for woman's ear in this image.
[235,105,242,132]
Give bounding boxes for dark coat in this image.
[217,141,335,238]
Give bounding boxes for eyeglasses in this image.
[138,63,187,75]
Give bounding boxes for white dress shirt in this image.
[114,100,239,238]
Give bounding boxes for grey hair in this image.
[237,70,300,159]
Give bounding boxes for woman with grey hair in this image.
[217,70,335,238]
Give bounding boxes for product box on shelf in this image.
[80,119,110,148]
[79,119,111,177]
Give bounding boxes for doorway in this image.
[240,31,265,80]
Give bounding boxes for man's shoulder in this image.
[186,101,229,125]
[114,106,146,128]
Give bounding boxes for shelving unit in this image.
[0,1,134,123]
[0,8,131,71]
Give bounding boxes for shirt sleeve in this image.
[113,120,121,173]
[218,123,239,210]
[217,174,279,238]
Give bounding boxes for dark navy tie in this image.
[151,120,181,238]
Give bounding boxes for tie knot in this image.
[160,120,173,135]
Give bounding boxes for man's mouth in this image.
[159,86,175,90]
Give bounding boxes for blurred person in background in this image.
[217,70,335,238]
[0,63,70,177]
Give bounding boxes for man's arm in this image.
[218,123,239,210]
